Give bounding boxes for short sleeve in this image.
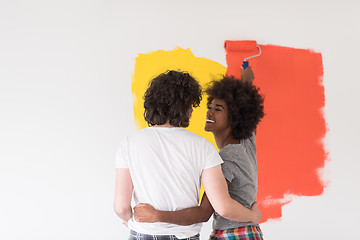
[203,140,223,170]
[221,160,237,182]
[115,137,129,169]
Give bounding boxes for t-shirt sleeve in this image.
[219,147,240,183]
[115,137,129,169]
[203,140,223,170]
[221,160,237,182]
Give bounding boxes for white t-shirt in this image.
[116,127,223,238]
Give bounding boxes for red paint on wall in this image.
[225,43,327,222]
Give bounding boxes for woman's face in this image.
[205,98,231,133]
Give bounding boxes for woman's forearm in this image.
[134,194,214,225]
[156,206,212,225]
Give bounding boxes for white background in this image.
[1,0,359,239]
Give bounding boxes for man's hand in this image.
[241,66,255,83]
[133,203,159,223]
[250,202,262,225]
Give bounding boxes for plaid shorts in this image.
[209,225,263,240]
[129,230,200,240]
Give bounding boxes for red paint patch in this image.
[225,43,327,222]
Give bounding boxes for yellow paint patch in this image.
[131,47,226,202]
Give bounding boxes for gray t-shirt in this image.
[212,133,258,230]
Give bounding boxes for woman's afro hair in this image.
[205,76,264,140]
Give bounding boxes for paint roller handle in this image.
[242,61,249,69]
[243,45,261,69]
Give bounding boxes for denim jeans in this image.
[129,230,200,240]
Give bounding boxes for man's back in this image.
[116,126,222,238]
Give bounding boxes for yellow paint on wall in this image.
[131,47,226,202]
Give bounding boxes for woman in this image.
[134,67,265,240]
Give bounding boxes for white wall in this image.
[1,0,359,239]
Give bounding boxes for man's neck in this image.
[154,121,175,128]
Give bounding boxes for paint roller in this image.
[224,40,261,69]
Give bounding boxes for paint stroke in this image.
[225,43,327,221]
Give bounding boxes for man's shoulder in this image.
[122,127,151,143]
[181,129,214,145]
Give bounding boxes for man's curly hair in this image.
[143,70,202,127]
[205,76,264,140]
